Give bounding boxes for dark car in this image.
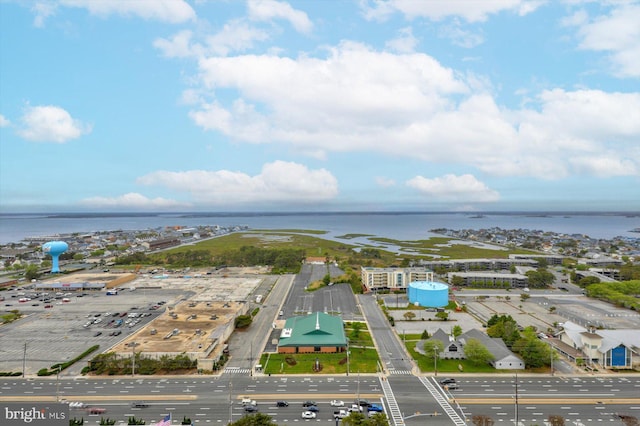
[368,404,383,412]
[131,401,148,408]
[356,399,372,408]
[302,401,317,407]
[307,405,319,412]
[276,401,289,407]
[440,378,456,385]
[244,405,258,413]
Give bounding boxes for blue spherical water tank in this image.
[42,241,68,273]
[408,281,449,307]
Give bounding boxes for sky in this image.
[1,0,639,213]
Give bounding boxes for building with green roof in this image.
[277,312,347,354]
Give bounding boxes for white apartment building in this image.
[360,266,434,292]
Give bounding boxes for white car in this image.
[301,411,317,419]
[330,400,345,407]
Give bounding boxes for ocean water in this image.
[0,212,638,245]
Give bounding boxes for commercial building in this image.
[447,271,528,288]
[277,312,347,354]
[360,266,433,292]
[557,321,640,369]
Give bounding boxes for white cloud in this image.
[32,2,57,27]
[154,21,270,59]
[406,174,500,202]
[569,155,637,177]
[438,21,484,48]
[153,30,200,58]
[248,0,313,33]
[571,3,640,77]
[375,177,396,188]
[361,0,543,22]
[136,161,338,204]
[81,193,188,209]
[37,0,196,25]
[385,27,419,53]
[0,114,10,127]
[186,42,640,180]
[205,20,271,56]
[17,105,92,143]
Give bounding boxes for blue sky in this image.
[1,0,639,213]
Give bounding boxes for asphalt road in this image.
[225,274,294,372]
[2,375,638,425]
[358,293,414,375]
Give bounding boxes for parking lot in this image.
[0,269,267,376]
[382,290,640,338]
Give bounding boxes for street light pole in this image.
[514,373,519,426]
[229,379,233,425]
[346,339,349,377]
[433,350,438,377]
[56,365,61,402]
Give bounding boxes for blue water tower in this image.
[42,241,68,273]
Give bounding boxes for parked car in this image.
[276,401,289,407]
[301,411,317,419]
[302,401,317,407]
[440,378,456,385]
[330,400,344,407]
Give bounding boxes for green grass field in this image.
[259,348,380,375]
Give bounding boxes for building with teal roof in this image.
[277,312,347,354]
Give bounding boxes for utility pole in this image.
[22,342,26,378]
[131,343,136,377]
[514,373,519,426]
[229,379,233,425]
[433,350,438,377]
[56,365,61,402]
[346,339,350,377]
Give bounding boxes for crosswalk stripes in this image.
[388,369,413,375]
[223,367,251,374]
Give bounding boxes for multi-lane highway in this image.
[2,374,639,425]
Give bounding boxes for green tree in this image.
[235,315,253,329]
[435,311,449,321]
[513,330,553,368]
[24,264,40,281]
[452,325,463,339]
[323,274,331,285]
[450,275,464,286]
[403,311,416,321]
[229,413,278,425]
[463,338,494,366]
[520,293,530,302]
[422,340,445,360]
